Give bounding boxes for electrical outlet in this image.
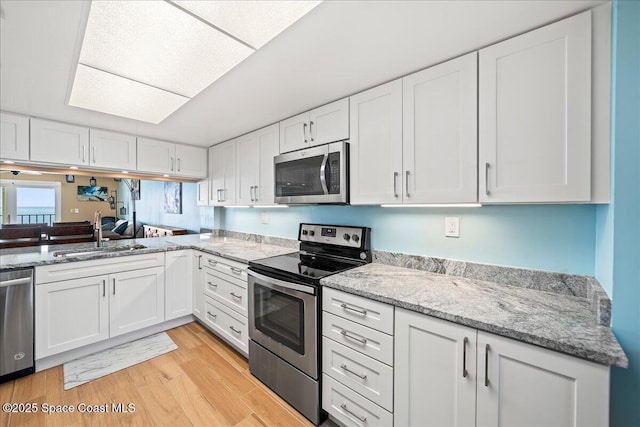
[445,217,459,238]
[261,212,269,224]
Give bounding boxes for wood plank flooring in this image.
[0,322,314,427]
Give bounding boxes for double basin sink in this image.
[53,244,147,258]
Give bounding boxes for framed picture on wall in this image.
[77,186,108,201]
[164,182,182,214]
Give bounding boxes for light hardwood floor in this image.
[0,322,314,427]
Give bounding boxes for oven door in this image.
[248,270,318,379]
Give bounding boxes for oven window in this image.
[275,155,325,197]
[254,283,305,354]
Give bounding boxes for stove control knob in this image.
[343,233,350,241]
[302,229,308,236]
[352,234,360,243]
[308,230,315,236]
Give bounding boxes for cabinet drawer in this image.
[323,374,393,427]
[203,270,247,316]
[202,254,248,282]
[323,312,393,365]
[203,296,248,356]
[323,287,393,334]
[323,338,393,411]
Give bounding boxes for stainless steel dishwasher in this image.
[1,268,35,383]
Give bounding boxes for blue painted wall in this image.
[606,1,640,425]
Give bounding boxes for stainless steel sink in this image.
[53,244,146,258]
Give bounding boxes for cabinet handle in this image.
[309,120,314,142]
[229,326,241,334]
[484,343,490,387]
[198,255,202,270]
[171,157,174,172]
[177,158,181,172]
[92,146,96,164]
[82,145,86,163]
[462,337,468,378]
[340,403,366,423]
[485,162,490,196]
[216,189,221,202]
[340,303,367,316]
[230,267,243,275]
[405,170,410,198]
[221,188,225,202]
[207,311,216,319]
[340,363,367,380]
[207,259,218,266]
[303,122,308,143]
[393,172,399,198]
[102,279,106,297]
[112,278,116,295]
[250,186,255,202]
[230,292,242,299]
[340,329,367,345]
[207,281,217,287]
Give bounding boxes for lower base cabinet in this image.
[203,295,248,356]
[193,252,205,321]
[323,374,394,427]
[395,307,610,427]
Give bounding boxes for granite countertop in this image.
[0,234,296,270]
[320,263,628,368]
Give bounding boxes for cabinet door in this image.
[193,252,205,321]
[137,137,175,174]
[349,79,403,204]
[279,111,309,153]
[0,112,29,161]
[35,275,109,359]
[89,129,137,171]
[308,98,349,147]
[256,123,279,205]
[395,308,477,427]
[209,143,224,205]
[236,132,260,205]
[403,52,478,203]
[109,267,165,337]
[175,144,207,178]
[165,250,193,321]
[196,180,209,206]
[209,140,236,206]
[476,331,609,427]
[30,118,89,166]
[479,11,591,202]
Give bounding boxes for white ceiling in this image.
[0,0,605,148]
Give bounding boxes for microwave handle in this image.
[319,153,329,195]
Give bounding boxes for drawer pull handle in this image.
[230,267,243,274]
[229,326,241,334]
[207,281,217,287]
[340,403,366,423]
[463,337,468,378]
[230,292,242,299]
[207,311,217,319]
[340,363,367,380]
[340,303,367,316]
[340,330,367,345]
[207,259,218,266]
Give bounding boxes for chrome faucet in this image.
[94,210,103,247]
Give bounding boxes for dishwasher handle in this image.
[0,277,32,288]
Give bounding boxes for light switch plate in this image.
[445,217,459,238]
[261,212,269,224]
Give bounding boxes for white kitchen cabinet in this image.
[0,112,29,161]
[203,295,248,356]
[30,118,89,166]
[402,52,478,203]
[236,123,279,206]
[479,11,592,203]
[349,79,403,204]
[196,179,209,206]
[323,374,393,427]
[165,250,193,321]
[109,266,165,337]
[193,252,205,321]
[476,331,609,427]
[89,128,137,171]
[209,139,236,206]
[279,98,349,153]
[35,275,110,359]
[395,308,477,427]
[137,137,207,178]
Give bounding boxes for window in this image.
[0,180,62,225]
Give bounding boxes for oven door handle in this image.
[319,153,329,195]
[249,270,316,295]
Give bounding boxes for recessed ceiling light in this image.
[121,171,129,174]
[68,0,321,124]
[69,166,79,170]
[3,160,15,164]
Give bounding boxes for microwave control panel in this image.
[299,224,365,248]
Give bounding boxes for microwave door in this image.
[319,154,329,195]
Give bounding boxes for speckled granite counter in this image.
[0,234,296,270]
[320,263,627,368]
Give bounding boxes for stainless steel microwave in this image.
[274,141,348,204]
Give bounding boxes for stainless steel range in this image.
[248,223,371,425]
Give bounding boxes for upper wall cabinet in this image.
[89,129,136,171]
[30,118,89,166]
[137,137,207,178]
[479,11,592,203]
[209,139,236,206]
[279,98,349,153]
[0,112,29,161]
[236,124,279,206]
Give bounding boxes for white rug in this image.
[63,332,177,390]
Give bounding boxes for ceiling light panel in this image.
[79,0,254,97]
[172,0,322,49]
[69,64,189,124]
